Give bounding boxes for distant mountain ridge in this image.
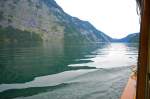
[111,33,139,43]
[0,0,111,43]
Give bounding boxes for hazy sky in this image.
[55,0,140,39]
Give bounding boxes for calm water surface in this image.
[0,42,138,99]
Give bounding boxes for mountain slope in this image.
[0,0,111,43]
[111,33,139,43]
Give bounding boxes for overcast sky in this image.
[55,0,140,39]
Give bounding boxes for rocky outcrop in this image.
[0,0,111,43]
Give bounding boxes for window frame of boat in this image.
[136,0,150,98]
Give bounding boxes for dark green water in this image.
[0,42,108,84]
[0,42,138,99]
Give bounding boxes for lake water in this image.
[0,42,138,99]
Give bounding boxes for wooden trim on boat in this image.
[121,67,137,99]
[136,0,150,99]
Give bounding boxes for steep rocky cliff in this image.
[0,0,111,43]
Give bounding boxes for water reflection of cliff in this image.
[0,42,108,84]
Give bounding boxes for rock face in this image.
[0,0,111,43]
[112,33,139,43]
